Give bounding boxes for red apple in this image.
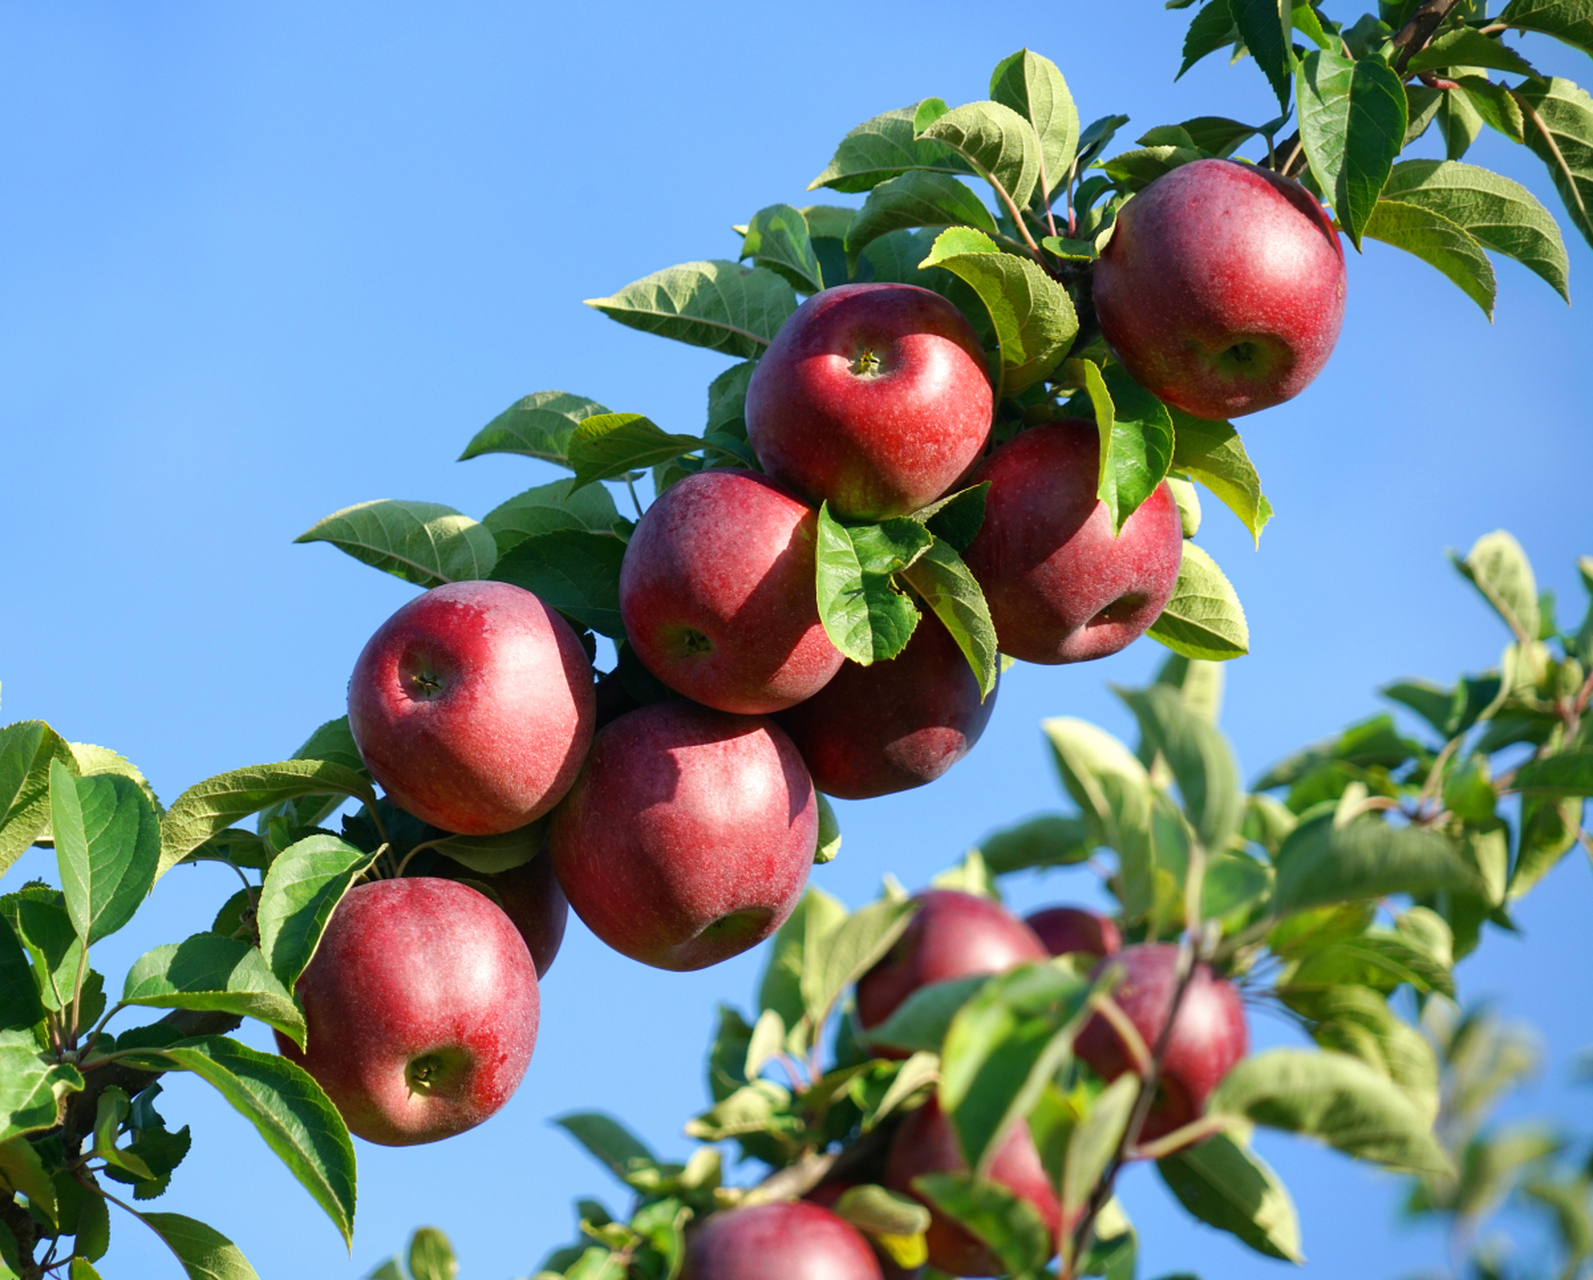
[1073,942,1248,1144]
[856,890,1048,1042]
[962,420,1184,665]
[686,1201,883,1280]
[807,1183,924,1280]
[619,467,843,714]
[1025,906,1121,960]
[347,580,596,835]
[744,283,994,520]
[775,613,997,800]
[1092,157,1346,420]
[274,877,538,1146]
[548,701,817,971]
[884,1097,1070,1277]
[476,849,568,979]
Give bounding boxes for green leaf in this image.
[1514,78,1593,251]
[136,1038,355,1243]
[419,824,545,876]
[50,762,159,946]
[255,835,377,991]
[0,1028,83,1143]
[141,1212,262,1280]
[564,414,704,491]
[458,391,612,466]
[1231,0,1294,109]
[844,172,998,269]
[1146,543,1249,662]
[740,204,825,294]
[1511,794,1585,896]
[294,500,496,588]
[813,506,929,664]
[1363,197,1495,317]
[1099,145,1208,193]
[553,1112,658,1181]
[1062,1074,1139,1220]
[1303,985,1440,1119]
[0,1135,56,1227]
[256,717,372,836]
[813,794,842,866]
[1116,683,1244,853]
[1067,360,1174,534]
[978,814,1091,874]
[407,1227,458,1280]
[585,261,798,358]
[868,976,990,1054]
[0,721,75,880]
[1156,1133,1304,1262]
[1042,718,1154,875]
[490,529,626,639]
[913,1172,1053,1274]
[1209,1047,1451,1175]
[1180,0,1241,79]
[1511,751,1593,796]
[65,743,159,811]
[808,99,965,193]
[1498,0,1593,59]
[758,887,846,1046]
[919,227,1076,396]
[0,915,44,1032]
[990,49,1080,197]
[1273,813,1479,914]
[917,100,1042,212]
[122,934,306,1046]
[482,479,622,557]
[803,897,919,1029]
[1408,26,1539,76]
[1452,530,1540,643]
[898,538,999,699]
[0,889,84,1014]
[160,761,375,882]
[1296,50,1408,248]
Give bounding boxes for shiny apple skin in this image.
[775,612,996,800]
[347,580,596,835]
[619,467,843,715]
[1092,157,1346,420]
[962,421,1184,665]
[1025,906,1121,960]
[745,283,994,520]
[686,1201,883,1280]
[884,1098,1070,1277]
[548,701,817,972]
[1074,942,1248,1144]
[856,890,1048,1040]
[273,877,538,1146]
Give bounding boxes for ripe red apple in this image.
[884,1097,1070,1277]
[347,580,596,835]
[962,420,1184,665]
[548,701,818,971]
[274,877,538,1146]
[686,1201,883,1280]
[744,283,994,520]
[1073,942,1248,1144]
[774,613,997,800]
[856,890,1048,1043]
[1092,157,1347,420]
[619,467,844,714]
[1025,906,1121,960]
[475,849,568,979]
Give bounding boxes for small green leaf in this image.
[553,1112,658,1181]
[741,204,824,294]
[1511,751,1593,797]
[844,172,999,269]
[458,391,612,466]
[899,538,1000,699]
[408,1227,458,1280]
[255,835,377,991]
[0,1134,56,1226]
[0,889,84,1015]
[832,1182,932,1236]
[978,814,1091,874]
[990,49,1080,197]
[1408,27,1539,76]
[1099,145,1207,192]
[1514,78,1593,251]
[1116,683,1244,853]
[913,1172,1053,1274]
[1180,0,1241,79]
[482,479,622,556]
[1497,0,1593,60]
[418,823,545,876]
[758,887,846,1048]
[813,506,929,664]
[1042,718,1154,879]
[294,500,496,587]
[141,1212,263,1280]
[803,897,919,1030]
[1067,360,1174,534]
[1156,1133,1303,1262]
[122,934,306,1046]
[813,795,842,866]
[1296,50,1408,248]
[0,1028,83,1143]
[0,721,75,880]
[809,99,965,193]
[0,914,45,1032]
[1273,813,1479,913]
[1452,530,1540,643]
[868,976,990,1054]
[565,414,705,492]
[50,762,160,945]
[586,261,797,358]
[1363,198,1495,317]
[1146,542,1249,662]
[1510,794,1584,896]
[490,529,626,639]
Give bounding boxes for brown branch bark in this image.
[1390,0,1467,74]
[0,1192,43,1279]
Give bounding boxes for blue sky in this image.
[3,3,1591,1277]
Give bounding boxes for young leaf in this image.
[255,834,377,991]
[0,1028,83,1143]
[1362,198,1496,317]
[899,538,1000,699]
[1272,812,1479,913]
[741,204,824,294]
[565,414,705,491]
[843,172,999,269]
[482,479,622,556]
[1452,530,1540,643]
[808,99,965,193]
[1497,0,1593,60]
[1156,1133,1304,1262]
[813,506,929,664]
[585,261,798,359]
[1115,683,1244,854]
[990,49,1080,197]
[912,1172,1053,1275]
[159,761,376,881]
[1514,78,1593,251]
[294,500,497,587]
[1209,1047,1452,1175]
[0,720,75,879]
[490,529,627,639]
[1296,50,1408,248]
[458,391,613,466]
[407,1227,458,1280]
[553,1112,658,1181]
[918,101,1043,213]
[1146,542,1250,662]
[1231,0,1294,110]
[50,762,160,946]
[139,1213,261,1280]
[121,934,306,1046]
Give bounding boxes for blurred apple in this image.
[686,1201,883,1279]
[1024,906,1121,960]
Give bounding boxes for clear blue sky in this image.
[2,3,1590,1277]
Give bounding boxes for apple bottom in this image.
[275,877,539,1146]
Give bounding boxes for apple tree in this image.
[4,2,1593,1278]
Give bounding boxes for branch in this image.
[0,1192,42,1279]
[742,1123,894,1205]
[1390,0,1467,75]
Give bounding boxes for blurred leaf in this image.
[1304,986,1439,1120]
[979,813,1092,874]
[1062,1074,1138,1220]
[1156,1133,1304,1262]
[913,1172,1053,1274]
[585,261,798,359]
[1146,543,1249,662]
[295,500,496,587]
[123,934,304,1046]
[1510,794,1584,897]
[407,1228,458,1280]
[809,99,965,193]
[490,529,626,639]
[255,834,377,991]
[803,896,919,1029]
[868,976,990,1055]
[1273,813,1479,913]
[1511,751,1593,797]
[50,762,159,945]
[458,390,612,466]
[1116,683,1244,854]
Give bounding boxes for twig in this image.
[1389,0,1467,75]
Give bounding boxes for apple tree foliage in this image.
[3,2,1593,1278]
